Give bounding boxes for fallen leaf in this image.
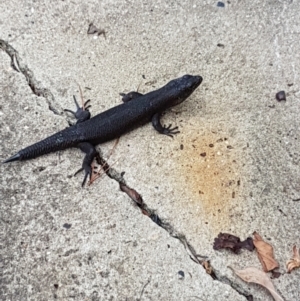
[286,245,300,273]
[200,260,217,280]
[213,233,255,254]
[270,271,281,279]
[230,266,283,301]
[119,183,143,206]
[253,232,279,272]
[202,260,213,275]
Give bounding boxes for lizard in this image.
[3,74,203,186]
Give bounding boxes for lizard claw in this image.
[163,124,180,138]
[83,165,93,187]
[74,167,83,176]
[74,166,92,187]
[81,171,90,187]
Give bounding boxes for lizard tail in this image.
[3,127,80,163]
[3,153,21,163]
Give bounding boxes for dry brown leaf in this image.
[230,266,283,301]
[202,260,213,275]
[253,232,279,272]
[201,260,217,280]
[286,245,300,273]
[119,183,143,206]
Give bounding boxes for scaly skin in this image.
[3,74,203,185]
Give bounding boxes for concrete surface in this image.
[0,0,299,300]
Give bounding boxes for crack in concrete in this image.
[97,155,253,300]
[0,38,252,300]
[0,39,63,115]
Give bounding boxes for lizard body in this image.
[3,74,202,185]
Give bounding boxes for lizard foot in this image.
[64,96,91,124]
[119,91,143,103]
[162,124,180,138]
[74,165,92,187]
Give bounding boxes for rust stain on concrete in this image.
[175,124,242,232]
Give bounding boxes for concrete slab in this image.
[1,0,299,300]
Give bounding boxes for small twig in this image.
[75,81,85,110]
[107,138,120,158]
[139,277,151,300]
[12,53,20,72]
[258,185,266,198]
[89,138,120,185]
[136,81,142,93]
[89,160,118,185]
[79,85,85,109]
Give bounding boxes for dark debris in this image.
[276,90,286,101]
[87,23,106,38]
[63,223,72,229]
[213,233,255,254]
[178,270,185,280]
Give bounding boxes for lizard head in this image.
[166,74,203,107]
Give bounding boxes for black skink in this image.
[3,75,203,185]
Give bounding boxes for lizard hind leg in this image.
[64,95,91,124]
[75,142,100,187]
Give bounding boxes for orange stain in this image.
[175,126,242,233]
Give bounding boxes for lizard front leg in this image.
[151,112,180,137]
[119,91,143,103]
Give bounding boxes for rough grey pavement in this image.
[1,1,299,300]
